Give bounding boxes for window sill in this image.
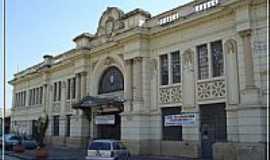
[52,101,61,104]
[159,83,181,88]
[197,76,224,83]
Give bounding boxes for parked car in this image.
[21,135,38,149]
[86,139,130,160]
[1,133,21,150]
[0,134,37,150]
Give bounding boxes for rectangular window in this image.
[21,92,24,106]
[162,107,182,141]
[171,51,181,83]
[53,82,57,101]
[53,115,60,136]
[36,88,39,105]
[15,93,17,106]
[17,93,20,106]
[72,78,76,99]
[40,87,43,104]
[66,115,71,137]
[197,44,209,80]
[67,79,71,100]
[160,54,169,85]
[33,89,36,105]
[58,81,61,101]
[23,91,26,106]
[211,40,224,77]
[29,90,32,105]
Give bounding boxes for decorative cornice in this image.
[239,29,252,37]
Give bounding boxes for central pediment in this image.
[96,7,125,37]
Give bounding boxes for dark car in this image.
[21,135,38,150]
[0,134,37,150]
[1,134,21,150]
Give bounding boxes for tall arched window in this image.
[98,67,124,94]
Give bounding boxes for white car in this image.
[86,139,130,160]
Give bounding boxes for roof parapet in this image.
[43,54,53,67]
[73,32,95,49]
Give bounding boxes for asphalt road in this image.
[4,155,23,160]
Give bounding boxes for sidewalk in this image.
[5,145,85,160]
[5,145,201,160]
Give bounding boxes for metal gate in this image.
[200,103,227,159]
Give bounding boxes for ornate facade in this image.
[9,0,267,159]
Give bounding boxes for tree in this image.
[36,114,49,148]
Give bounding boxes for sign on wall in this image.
[95,115,115,125]
[164,112,196,127]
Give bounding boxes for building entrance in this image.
[96,113,121,140]
[200,103,227,159]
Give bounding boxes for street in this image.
[4,155,23,160]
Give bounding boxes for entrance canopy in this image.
[72,96,125,109]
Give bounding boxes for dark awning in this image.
[72,96,125,109]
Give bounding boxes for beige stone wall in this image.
[10,0,267,159]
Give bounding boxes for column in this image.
[75,73,81,101]
[182,49,199,142]
[80,72,87,98]
[48,84,53,114]
[224,39,240,142]
[60,80,66,114]
[239,29,260,105]
[133,57,143,105]
[12,87,16,108]
[43,84,48,112]
[239,29,255,88]
[124,59,133,112]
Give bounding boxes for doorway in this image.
[96,113,121,140]
[200,103,227,159]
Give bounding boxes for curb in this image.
[5,152,81,160]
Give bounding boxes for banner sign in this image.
[95,115,115,125]
[164,112,196,127]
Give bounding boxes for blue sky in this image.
[2,0,191,108]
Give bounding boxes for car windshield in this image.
[88,142,111,150]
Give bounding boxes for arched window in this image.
[98,67,124,94]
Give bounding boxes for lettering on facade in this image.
[164,112,196,127]
[95,115,115,125]
[194,0,220,12]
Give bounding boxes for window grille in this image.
[197,44,209,80]
[98,67,124,94]
[171,51,181,83]
[211,40,224,77]
[53,115,59,136]
[160,54,169,85]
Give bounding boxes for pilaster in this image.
[80,71,87,98]
[60,80,66,114]
[75,73,81,101]
[181,49,199,141]
[124,59,133,112]
[132,57,143,112]
[239,30,260,105]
